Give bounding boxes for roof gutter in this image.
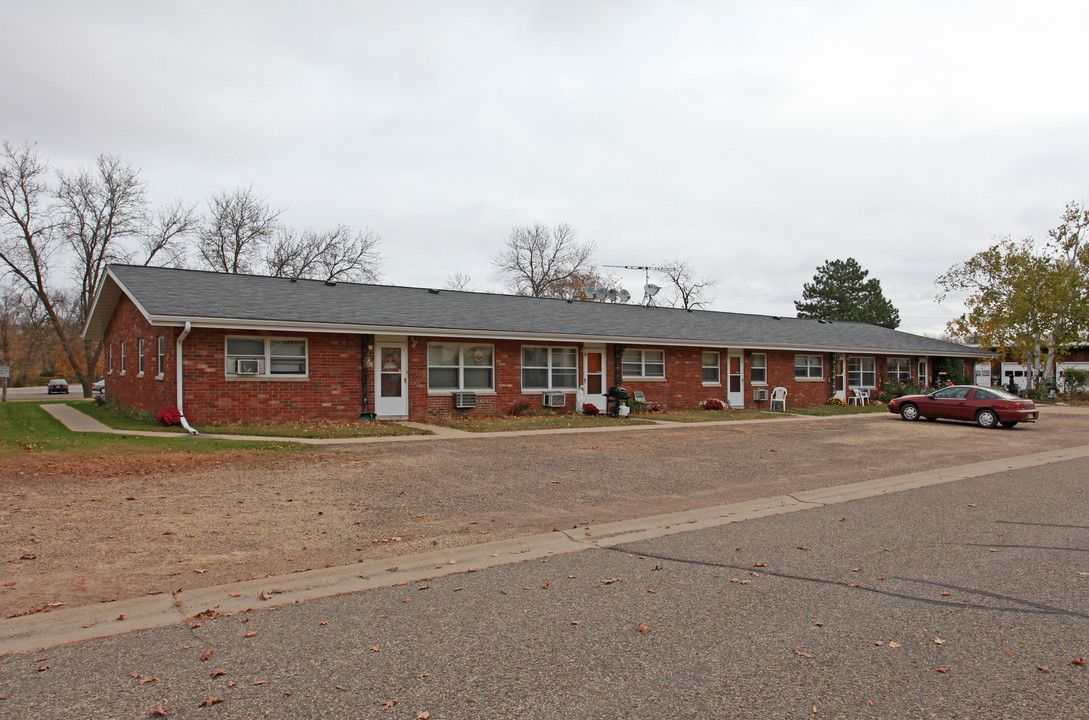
[175,321,199,436]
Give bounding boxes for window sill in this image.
[622,376,666,382]
[155,374,165,381]
[701,382,722,387]
[427,390,497,396]
[521,390,575,395]
[793,377,826,382]
[750,381,768,387]
[137,372,144,379]
[226,375,310,382]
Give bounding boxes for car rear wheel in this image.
[975,409,999,429]
[899,403,920,421]
[999,421,1018,428]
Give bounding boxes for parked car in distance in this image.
[888,385,1038,428]
[92,379,105,395]
[47,378,69,394]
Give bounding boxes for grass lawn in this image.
[75,400,431,439]
[644,409,780,423]
[789,403,888,416]
[428,413,658,432]
[0,401,303,459]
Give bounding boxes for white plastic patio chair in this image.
[769,386,787,411]
[849,388,869,406]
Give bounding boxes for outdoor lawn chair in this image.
[770,386,787,411]
[848,388,869,406]
[633,390,648,404]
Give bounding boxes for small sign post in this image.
[0,364,9,403]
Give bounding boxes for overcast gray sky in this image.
[5,1,1087,336]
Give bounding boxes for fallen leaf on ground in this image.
[418,712,431,720]
[636,624,651,634]
[933,638,945,645]
[888,642,902,648]
[380,700,396,710]
[793,650,815,658]
[1071,658,1086,666]
[198,698,224,707]
[210,668,228,678]
[244,631,257,638]
[199,650,214,662]
[1037,666,1050,673]
[150,705,168,716]
[936,668,950,673]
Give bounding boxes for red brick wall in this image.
[618,345,724,411]
[180,329,363,424]
[103,296,178,416]
[105,297,365,425]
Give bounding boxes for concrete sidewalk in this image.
[41,402,815,446]
[4,441,1088,657]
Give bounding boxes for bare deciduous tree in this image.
[489,222,596,298]
[198,186,282,274]
[0,141,194,396]
[265,224,382,283]
[657,259,715,310]
[444,272,474,291]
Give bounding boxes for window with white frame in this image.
[622,348,665,379]
[157,337,165,376]
[138,339,145,375]
[225,337,308,377]
[888,357,910,382]
[794,354,823,379]
[702,351,720,384]
[849,356,876,387]
[750,353,767,384]
[428,343,494,391]
[522,346,577,391]
[120,341,126,374]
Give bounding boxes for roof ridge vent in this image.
[428,288,440,295]
[325,279,337,287]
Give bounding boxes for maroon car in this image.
[887,385,1038,428]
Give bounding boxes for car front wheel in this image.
[975,409,999,429]
[899,403,920,421]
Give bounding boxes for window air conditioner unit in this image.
[453,392,477,409]
[235,358,261,375]
[543,392,566,408]
[753,388,768,401]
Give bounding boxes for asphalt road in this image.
[1,456,1086,719]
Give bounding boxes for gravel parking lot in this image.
[3,408,1088,619]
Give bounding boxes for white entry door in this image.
[727,350,744,407]
[583,350,607,411]
[375,343,409,417]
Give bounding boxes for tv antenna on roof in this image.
[604,264,668,305]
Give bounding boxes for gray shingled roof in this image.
[85,264,985,357]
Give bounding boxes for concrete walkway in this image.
[41,402,815,446]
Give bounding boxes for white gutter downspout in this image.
[176,321,199,435]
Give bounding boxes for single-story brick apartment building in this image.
[84,264,987,427]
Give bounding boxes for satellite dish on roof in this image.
[593,287,607,300]
[644,284,660,296]
[607,289,617,302]
[618,288,631,303]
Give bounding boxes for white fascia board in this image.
[83,268,158,341]
[138,314,986,358]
